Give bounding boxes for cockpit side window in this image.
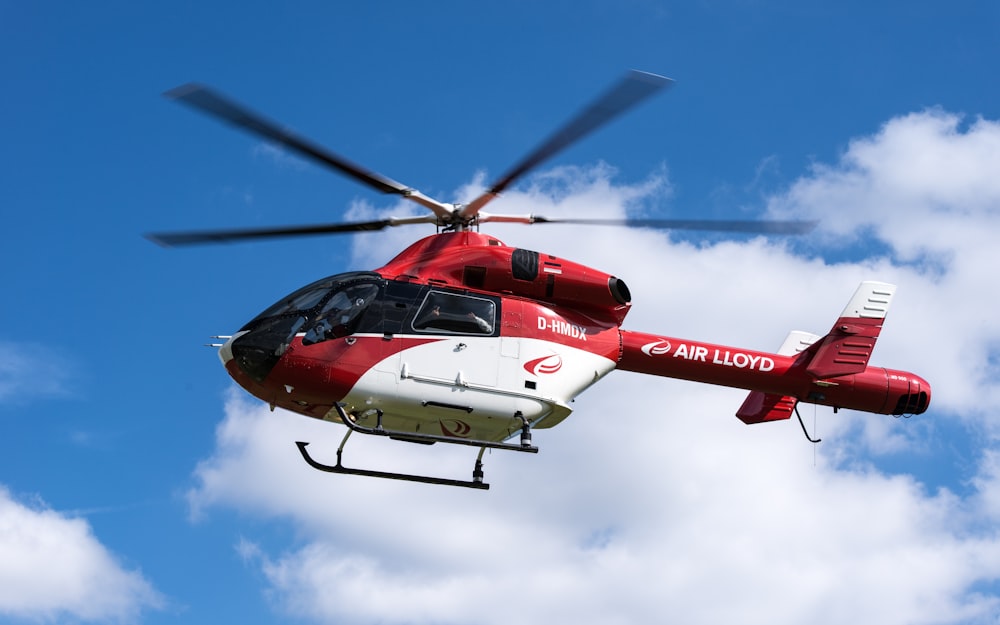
[254,284,331,320]
[301,283,380,345]
[412,291,496,335]
[242,271,383,331]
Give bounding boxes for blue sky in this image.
[3,2,1000,624]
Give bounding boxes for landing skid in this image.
[295,403,538,490]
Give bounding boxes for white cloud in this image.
[0,341,75,403]
[189,110,1000,624]
[193,387,1000,625]
[0,486,164,623]
[252,142,308,170]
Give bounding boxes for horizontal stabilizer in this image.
[806,281,896,379]
[737,392,797,424]
[736,329,811,424]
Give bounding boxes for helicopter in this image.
[149,71,931,490]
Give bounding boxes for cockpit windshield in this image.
[229,272,383,382]
[240,272,383,349]
[249,272,381,322]
[229,271,501,383]
[301,282,379,345]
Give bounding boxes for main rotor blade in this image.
[460,70,673,219]
[483,215,818,235]
[164,84,453,219]
[146,215,437,247]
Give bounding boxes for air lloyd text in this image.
[672,343,774,372]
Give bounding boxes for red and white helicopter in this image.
[151,71,931,489]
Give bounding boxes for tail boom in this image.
[617,330,930,416]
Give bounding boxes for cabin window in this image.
[412,291,496,335]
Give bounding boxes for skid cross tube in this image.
[295,404,537,489]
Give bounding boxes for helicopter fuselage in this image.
[220,231,626,442]
[218,231,930,445]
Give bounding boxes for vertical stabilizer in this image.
[805,281,895,379]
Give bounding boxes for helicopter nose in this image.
[228,332,287,383]
[217,332,245,367]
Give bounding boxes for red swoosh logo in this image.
[439,419,472,438]
[524,354,563,375]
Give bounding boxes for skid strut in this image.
[295,404,537,490]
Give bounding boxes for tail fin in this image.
[804,281,895,379]
[736,281,896,425]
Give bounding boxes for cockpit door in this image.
[404,289,500,388]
